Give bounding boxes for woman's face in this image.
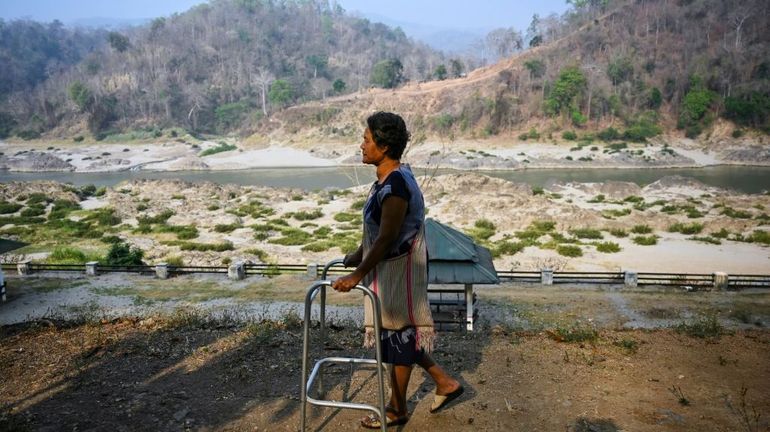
[361,128,388,165]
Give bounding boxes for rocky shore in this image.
[1,172,768,274]
[1,132,769,173]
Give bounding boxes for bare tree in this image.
[252,68,274,117]
[728,4,753,51]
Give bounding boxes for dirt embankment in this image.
[0,314,768,432]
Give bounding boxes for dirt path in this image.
[1,274,770,431]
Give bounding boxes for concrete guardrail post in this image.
[156,263,169,279]
[85,261,99,276]
[713,272,728,291]
[541,268,553,285]
[624,270,638,287]
[229,261,245,280]
[307,263,318,279]
[17,261,31,276]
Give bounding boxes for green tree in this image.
[723,92,770,131]
[545,66,586,117]
[0,112,16,139]
[107,32,130,52]
[678,76,715,137]
[68,82,92,112]
[434,64,448,80]
[607,57,634,85]
[524,59,546,79]
[268,79,295,108]
[649,87,663,109]
[306,54,328,78]
[370,59,404,89]
[215,101,250,131]
[332,79,346,93]
[450,59,464,78]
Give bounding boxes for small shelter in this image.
[425,218,499,330]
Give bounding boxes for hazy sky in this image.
[0,0,570,31]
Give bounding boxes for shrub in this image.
[631,224,653,234]
[690,236,721,245]
[351,199,367,210]
[164,256,185,267]
[494,241,525,256]
[26,193,52,205]
[467,219,496,242]
[608,228,627,237]
[0,201,23,214]
[178,241,233,252]
[47,246,89,264]
[214,223,242,233]
[549,322,597,342]
[137,209,175,225]
[557,244,582,257]
[156,224,199,240]
[199,142,237,157]
[103,242,144,266]
[48,200,81,219]
[84,208,121,226]
[597,127,622,141]
[749,230,770,245]
[302,241,334,252]
[569,228,602,239]
[632,235,658,246]
[605,142,627,151]
[562,131,578,140]
[269,228,312,246]
[596,242,621,253]
[530,220,556,232]
[293,209,323,220]
[675,314,724,338]
[244,248,269,261]
[668,222,704,235]
[711,228,730,239]
[20,207,45,217]
[721,207,752,219]
[588,194,605,203]
[601,208,632,219]
[334,212,359,222]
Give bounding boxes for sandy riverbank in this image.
[1,172,769,274]
[1,133,769,173]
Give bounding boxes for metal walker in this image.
[300,259,388,432]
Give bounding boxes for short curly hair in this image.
[366,111,410,160]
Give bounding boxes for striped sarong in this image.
[362,225,435,353]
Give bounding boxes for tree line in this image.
[0,0,445,139]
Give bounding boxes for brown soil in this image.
[2,313,769,431]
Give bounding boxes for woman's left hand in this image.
[332,274,362,292]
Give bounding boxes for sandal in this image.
[360,406,409,429]
[429,385,464,413]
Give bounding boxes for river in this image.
[1,165,769,194]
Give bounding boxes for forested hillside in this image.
[0,0,443,139]
[1,0,768,143]
[270,0,770,143]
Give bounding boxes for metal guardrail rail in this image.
[1,262,769,288]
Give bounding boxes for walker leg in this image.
[465,284,474,331]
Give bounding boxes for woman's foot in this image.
[430,382,464,413]
[360,406,409,429]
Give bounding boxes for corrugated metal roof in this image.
[425,219,499,285]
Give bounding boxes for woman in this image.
[332,112,463,428]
